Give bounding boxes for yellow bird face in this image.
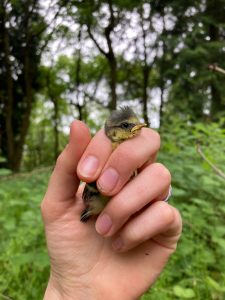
[105,107,147,146]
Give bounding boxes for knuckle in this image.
[158,202,175,225]
[56,152,65,167]
[40,200,47,217]
[172,208,183,232]
[152,130,161,148]
[152,163,171,184]
[124,225,140,244]
[40,198,54,223]
[146,129,161,150]
[115,147,134,164]
[55,150,69,171]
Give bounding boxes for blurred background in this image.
[0,0,225,299]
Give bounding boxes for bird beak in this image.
[131,123,147,133]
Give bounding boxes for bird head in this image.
[105,107,147,146]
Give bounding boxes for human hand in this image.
[42,120,182,300]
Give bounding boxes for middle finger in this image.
[97,128,160,196]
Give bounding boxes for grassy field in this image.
[0,170,50,299]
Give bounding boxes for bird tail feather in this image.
[80,207,92,222]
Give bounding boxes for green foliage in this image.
[0,170,51,299]
[55,54,108,87]
[152,0,225,121]
[143,118,225,299]
[22,97,68,170]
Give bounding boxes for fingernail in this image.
[79,155,99,177]
[98,168,119,192]
[95,214,112,235]
[112,237,123,251]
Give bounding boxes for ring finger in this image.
[95,162,171,236]
[111,201,181,252]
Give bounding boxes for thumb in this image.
[41,120,91,222]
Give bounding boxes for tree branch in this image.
[196,142,225,180]
[87,25,108,56]
[208,64,225,75]
[35,3,66,55]
[36,3,63,37]
[104,0,115,56]
[0,293,14,300]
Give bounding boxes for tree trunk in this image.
[211,83,224,118]
[206,0,223,118]
[158,10,166,128]
[142,66,150,126]
[76,104,83,121]
[159,81,165,128]
[75,27,86,120]
[87,0,118,110]
[140,5,150,126]
[106,0,117,110]
[12,46,33,172]
[2,5,14,170]
[209,22,223,118]
[108,55,117,110]
[53,97,60,162]
[12,4,34,172]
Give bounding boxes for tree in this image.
[152,0,225,121]
[70,0,118,110]
[0,0,64,171]
[0,0,46,171]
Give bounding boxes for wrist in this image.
[43,275,96,300]
[44,279,62,300]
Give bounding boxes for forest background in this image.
[0,0,225,299]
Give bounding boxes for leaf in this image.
[11,253,35,267]
[3,218,16,231]
[219,206,225,214]
[33,252,49,269]
[206,276,225,292]
[11,251,49,269]
[173,286,196,298]
[191,197,206,205]
[172,188,187,197]
[213,226,225,237]
[212,238,225,251]
[0,168,12,176]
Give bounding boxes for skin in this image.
[42,120,182,300]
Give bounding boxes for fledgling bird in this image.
[80,107,147,222]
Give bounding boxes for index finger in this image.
[77,129,113,182]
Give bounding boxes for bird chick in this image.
[80,107,146,222]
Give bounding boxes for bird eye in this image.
[120,122,130,129]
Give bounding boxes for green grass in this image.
[0,170,51,299]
